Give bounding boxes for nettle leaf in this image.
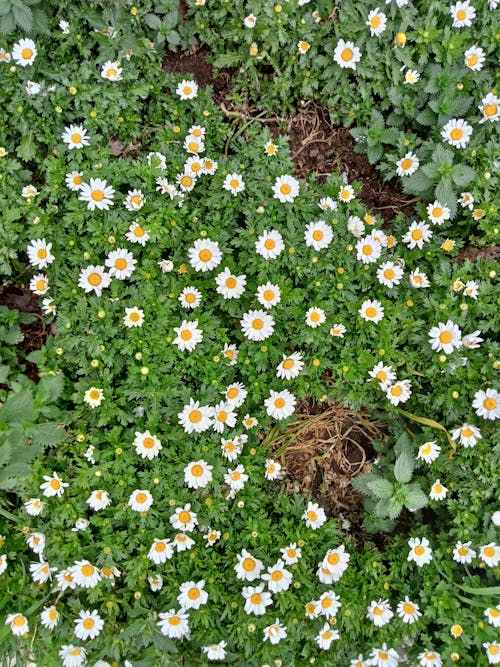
[452,165,476,187]
[0,389,36,424]
[435,179,457,217]
[405,484,428,511]
[25,422,65,447]
[16,131,36,162]
[387,497,404,520]
[394,450,415,483]
[0,438,14,468]
[367,477,394,500]
[402,171,434,197]
[0,461,32,487]
[36,375,64,404]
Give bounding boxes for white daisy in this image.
[183,156,204,177]
[450,0,476,27]
[24,498,45,516]
[338,183,355,202]
[479,92,500,123]
[83,386,104,408]
[242,584,273,615]
[441,118,473,148]
[78,265,111,296]
[396,597,422,624]
[184,460,213,489]
[427,201,451,225]
[179,286,202,310]
[333,39,361,69]
[304,220,333,250]
[40,472,68,497]
[276,352,304,380]
[356,236,382,264]
[125,222,150,246]
[376,261,404,288]
[305,306,326,328]
[71,560,102,588]
[428,320,462,354]
[241,309,275,341]
[65,171,84,191]
[40,606,60,630]
[79,178,114,210]
[74,609,104,640]
[128,489,154,512]
[369,362,397,391]
[29,272,49,295]
[147,538,174,564]
[429,479,448,500]
[315,623,340,649]
[86,490,111,512]
[12,38,37,66]
[386,379,412,405]
[133,431,162,460]
[177,580,208,610]
[367,599,393,627]
[170,504,198,532]
[234,549,264,582]
[62,125,90,150]
[101,60,122,81]
[184,135,205,154]
[244,13,257,27]
[366,8,387,36]
[303,501,327,529]
[264,389,297,420]
[409,268,430,288]
[223,173,245,196]
[188,238,223,272]
[212,401,237,433]
[178,399,213,434]
[176,172,197,192]
[105,248,136,280]
[202,641,227,661]
[272,175,300,203]
[359,299,384,323]
[396,152,419,176]
[157,609,190,639]
[255,230,285,259]
[176,79,198,99]
[472,388,500,420]
[450,423,481,447]
[224,464,248,492]
[464,45,485,71]
[318,197,337,211]
[123,306,144,328]
[417,441,441,463]
[223,382,248,407]
[407,537,433,566]
[402,221,433,249]
[330,323,346,337]
[281,543,302,565]
[265,458,283,480]
[263,618,287,644]
[479,543,500,567]
[172,320,203,352]
[215,267,247,299]
[418,650,442,667]
[124,189,146,211]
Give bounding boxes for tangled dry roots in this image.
[266,400,387,525]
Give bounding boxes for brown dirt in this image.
[266,399,387,532]
[0,284,51,382]
[286,102,418,222]
[455,245,500,264]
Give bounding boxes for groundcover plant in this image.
[0,1,499,667]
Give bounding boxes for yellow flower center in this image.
[36,279,47,291]
[403,603,415,614]
[183,86,192,96]
[362,244,372,255]
[414,545,425,556]
[199,249,212,262]
[181,175,193,188]
[169,615,180,625]
[341,48,353,61]
[37,248,47,259]
[283,358,294,370]
[310,311,321,322]
[373,606,384,615]
[188,587,200,600]
[50,479,61,489]
[450,128,463,141]
[384,268,395,280]
[227,387,239,399]
[271,570,283,581]
[433,484,443,494]
[133,226,145,237]
[48,609,58,620]
[313,230,324,241]
[130,312,140,322]
[307,510,317,521]
[180,329,192,341]
[71,133,82,144]
[411,229,423,240]
[250,593,262,604]
[264,239,276,250]
[439,330,452,344]
[252,318,264,330]
[371,16,381,28]
[391,385,403,396]
[142,437,155,449]
[83,617,95,629]
[136,492,147,504]
[188,142,198,152]
[13,615,25,626]
[189,409,201,423]
[155,541,166,552]
[243,557,255,571]
[217,410,228,422]
[88,272,102,286]
[484,104,497,117]
[225,276,237,289]
[432,207,443,217]
[263,289,275,301]
[456,8,467,19]
[365,307,377,319]
[81,564,95,577]
[274,397,285,409]
[178,510,191,523]
[21,48,33,59]
[401,158,412,170]
[280,183,292,195]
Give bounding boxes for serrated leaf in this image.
[0,461,32,486]
[452,165,476,187]
[416,107,436,127]
[367,477,394,499]
[351,472,378,495]
[0,389,36,424]
[36,375,64,404]
[12,2,32,31]
[0,324,23,345]
[0,439,13,467]
[212,52,242,68]
[404,484,428,511]
[144,13,162,29]
[16,131,36,162]
[394,450,415,483]
[166,29,180,46]
[25,422,65,447]
[387,497,404,520]
[435,179,456,217]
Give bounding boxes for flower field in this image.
[0,1,499,666]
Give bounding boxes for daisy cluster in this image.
[0,7,498,667]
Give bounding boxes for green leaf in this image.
[435,179,456,217]
[386,497,404,520]
[25,422,65,447]
[452,165,476,187]
[394,450,415,483]
[0,438,13,467]
[12,1,32,31]
[16,131,36,162]
[404,484,428,511]
[166,29,181,47]
[0,461,33,487]
[36,375,64,404]
[366,477,394,500]
[212,53,242,68]
[144,13,162,29]
[0,389,36,424]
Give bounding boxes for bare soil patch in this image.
[266,399,387,531]
[455,245,500,264]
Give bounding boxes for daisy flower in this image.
[450,0,476,27]
[483,642,500,665]
[123,306,144,328]
[427,201,451,225]
[0,49,11,63]
[184,156,204,177]
[376,261,404,288]
[202,642,227,661]
[263,619,287,644]
[244,13,256,27]
[317,590,342,618]
[188,238,223,272]
[100,60,122,80]
[176,173,197,192]
[221,172,246,196]
[124,189,146,211]
[126,221,150,246]
[78,265,111,296]
[65,171,84,191]
[59,646,87,667]
[170,504,197,532]
[397,597,422,624]
[409,268,430,288]
[464,45,485,70]
[86,490,111,512]
[321,545,350,581]
[484,606,500,628]
[133,431,162,460]
[184,460,213,489]
[458,191,474,208]
[147,539,174,564]
[264,140,278,156]
[473,388,500,420]
[304,220,333,250]
[177,580,208,610]
[479,92,500,123]
[204,528,221,547]
[462,331,483,349]
[147,151,167,169]
[366,8,387,36]
[128,489,154,512]
[441,118,473,148]
[12,38,37,66]
[356,236,382,263]
[172,320,203,352]
[347,215,365,237]
[184,135,205,154]
[149,574,163,591]
[224,465,247,493]
[265,458,283,480]
[330,323,346,337]
[215,267,247,299]
[407,537,433,566]
[318,196,337,211]
[338,183,355,202]
[402,221,433,249]
[366,599,393,627]
[463,281,479,299]
[359,299,384,323]
[74,610,104,640]
[450,423,481,447]
[105,248,136,280]
[303,501,327,529]
[264,389,297,420]
[241,309,275,341]
[386,379,412,405]
[334,39,361,69]
[315,623,340,649]
[178,399,213,434]
[172,533,195,553]
[24,498,45,516]
[276,352,304,380]
[306,306,326,327]
[202,157,218,174]
[281,544,301,565]
[272,175,300,203]
[256,282,281,309]
[428,320,462,354]
[242,585,273,615]
[298,40,311,54]
[157,609,190,639]
[396,152,419,176]
[5,613,29,636]
[417,441,441,463]
[479,543,500,567]
[418,650,442,667]
[221,436,243,461]
[255,229,285,259]
[79,178,114,210]
[213,401,237,433]
[40,606,60,630]
[176,79,198,99]
[62,124,90,150]
[234,549,264,582]
[40,472,68,497]
[71,560,102,588]
[429,479,448,500]
[404,69,420,84]
[369,362,397,390]
[179,286,202,310]
[29,273,49,295]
